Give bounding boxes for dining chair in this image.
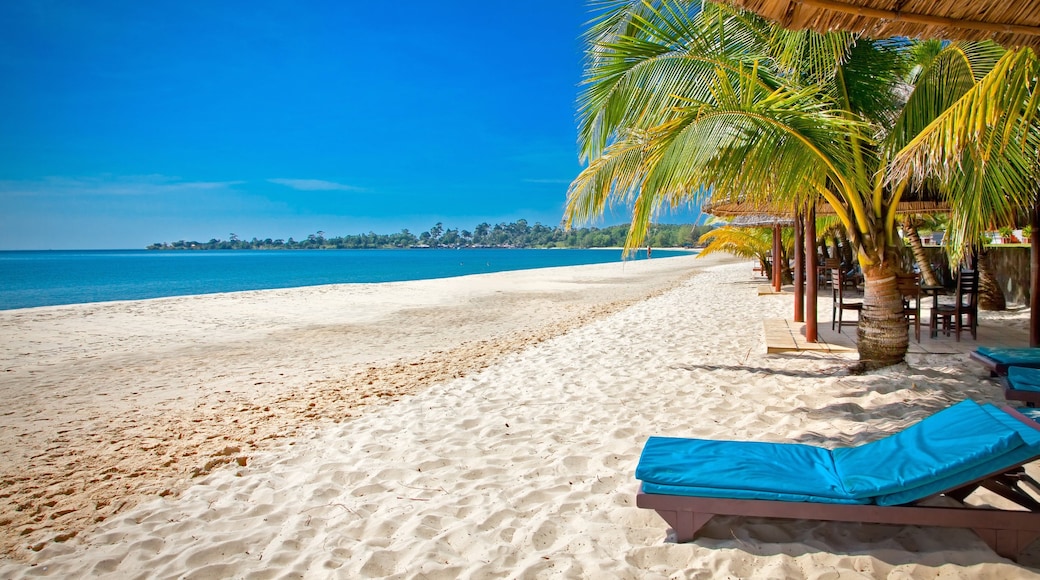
[831,268,863,332]
[896,272,922,342]
[932,270,979,341]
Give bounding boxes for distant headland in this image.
[147,221,708,250]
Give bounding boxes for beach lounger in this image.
[635,400,1040,561]
[970,346,1040,376]
[1003,367,1040,407]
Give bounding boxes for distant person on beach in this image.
[646,246,652,259]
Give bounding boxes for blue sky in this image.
[0,1,701,249]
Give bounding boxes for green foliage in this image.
[146,221,712,251]
[696,226,771,261]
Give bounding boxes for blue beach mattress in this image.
[1009,366,1040,393]
[635,400,1040,506]
[977,346,1040,367]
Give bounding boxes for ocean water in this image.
[0,248,692,310]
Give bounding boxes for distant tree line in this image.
[146,221,710,251]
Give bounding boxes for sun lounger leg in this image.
[972,528,1040,561]
[979,472,1040,511]
[654,509,714,543]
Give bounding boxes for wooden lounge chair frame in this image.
[1000,372,1040,407]
[636,407,1040,562]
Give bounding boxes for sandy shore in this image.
[0,255,712,559]
[3,255,1040,578]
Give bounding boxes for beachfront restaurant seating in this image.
[897,272,922,343]
[971,346,1040,376]
[830,269,862,333]
[932,270,979,341]
[635,400,1040,561]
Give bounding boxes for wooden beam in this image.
[798,0,1040,36]
[1031,199,1039,347]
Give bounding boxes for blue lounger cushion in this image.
[636,438,850,502]
[977,346,1040,366]
[638,482,868,504]
[872,403,1040,505]
[1008,366,1040,393]
[832,400,1025,504]
[636,400,1040,506]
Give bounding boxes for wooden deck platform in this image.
[765,315,1031,355]
[764,318,855,353]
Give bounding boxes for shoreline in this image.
[0,253,724,562]
[0,249,697,313]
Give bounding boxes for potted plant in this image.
[999,226,1014,244]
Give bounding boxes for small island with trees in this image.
[147,220,709,251]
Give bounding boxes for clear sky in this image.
[0,1,701,250]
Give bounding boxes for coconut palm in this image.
[566,0,1037,370]
[900,215,942,287]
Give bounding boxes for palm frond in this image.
[890,48,1040,186]
[577,0,780,161]
[696,225,771,260]
[887,41,1006,155]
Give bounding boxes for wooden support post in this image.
[794,209,805,322]
[805,206,818,343]
[772,223,782,293]
[1031,200,1039,347]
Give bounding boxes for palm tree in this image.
[978,245,1008,311]
[900,215,942,287]
[565,1,1037,370]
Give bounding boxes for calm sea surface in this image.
[0,249,692,310]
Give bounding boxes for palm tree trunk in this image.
[902,217,941,287]
[836,229,855,266]
[978,248,1006,311]
[854,262,909,373]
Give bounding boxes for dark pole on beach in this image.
[1031,199,1039,347]
[772,223,782,293]
[805,205,818,343]
[793,208,805,322]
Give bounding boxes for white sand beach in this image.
[3,255,1040,578]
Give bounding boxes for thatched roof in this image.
[727,214,796,226]
[703,199,950,218]
[724,0,1040,50]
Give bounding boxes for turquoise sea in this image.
[0,248,693,311]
